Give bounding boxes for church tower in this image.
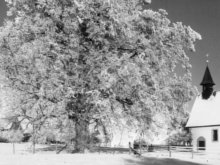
[200,65,215,99]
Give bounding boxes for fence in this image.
[90,144,220,160]
[0,142,68,154]
[2,142,220,161]
[168,146,194,159]
[143,145,220,160]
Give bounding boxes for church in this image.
[186,65,220,152]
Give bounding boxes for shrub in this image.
[22,133,31,142]
[133,139,148,149]
[0,135,9,143]
[6,130,24,143]
[46,133,56,144]
[167,131,192,146]
[89,136,102,145]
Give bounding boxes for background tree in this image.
[167,130,192,146]
[166,116,192,146]
[0,0,201,152]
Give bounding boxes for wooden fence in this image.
[3,142,219,160]
[92,145,206,156]
[92,146,130,154]
[144,145,214,159]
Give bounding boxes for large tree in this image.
[0,0,201,152]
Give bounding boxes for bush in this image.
[167,131,192,146]
[0,136,9,143]
[0,130,23,143]
[45,133,56,144]
[88,131,103,147]
[133,139,148,149]
[90,136,102,145]
[6,130,24,143]
[22,133,31,142]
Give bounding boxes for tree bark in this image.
[13,142,15,154]
[74,119,90,153]
[32,124,36,154]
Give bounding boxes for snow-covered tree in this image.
[0,0,201,152]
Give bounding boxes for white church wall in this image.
[190,126,220,152]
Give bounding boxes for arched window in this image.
[197,136,206,150]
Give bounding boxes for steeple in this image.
[200,65,215,86]
[200,65,215,99]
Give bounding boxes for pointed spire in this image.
[206,54,209,64]
[200,65,215,86]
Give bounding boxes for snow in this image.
[186,92,220,127]
[0,143,220,165]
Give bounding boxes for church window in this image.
[212,129,218,141]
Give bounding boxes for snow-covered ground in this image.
[0,143,220,165]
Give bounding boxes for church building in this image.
[186,65,220,152]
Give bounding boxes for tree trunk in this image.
[32,124,36,154]
[74,119,90,153]
[13,142,15,154]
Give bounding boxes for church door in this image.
[197,137,206,150]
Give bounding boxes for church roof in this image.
[186,92,220,128]
[200,66,215,86]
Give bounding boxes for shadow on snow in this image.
[124,157,208,165]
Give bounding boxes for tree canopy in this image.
[0,0,201,152]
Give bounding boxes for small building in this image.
[186,65,220,152]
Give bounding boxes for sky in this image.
[149,0,220,92]
[0,0,220,109]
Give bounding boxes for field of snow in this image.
[0,143,220,165]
